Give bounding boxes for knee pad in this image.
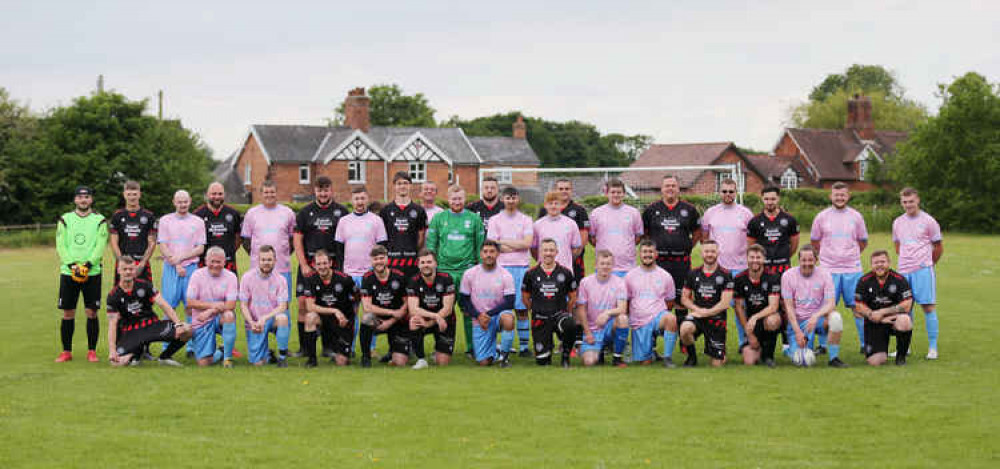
[827,312,843,333]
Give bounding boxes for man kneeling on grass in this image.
[240,245,292,368]
[107,257,191,366]
[855,250,914,366]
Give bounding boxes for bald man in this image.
[194,182,243,274]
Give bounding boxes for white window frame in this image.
[495,167,512,184]
[244,163,251,186]
[858,158,869,182]
[448,165,454,184]
[780,168,798,189]
[408,161,427,183]
[348,161,365,183]
[298,164,310,184]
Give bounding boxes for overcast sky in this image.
[1,1,996,159]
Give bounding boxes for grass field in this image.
[1,232,997,468]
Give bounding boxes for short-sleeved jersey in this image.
[624,265,676,328]
[577,274,628,331]
[301,271,357,317]
[460,264,515,314]
[781,266,835,321]
[684,266,734,318]
[406,272,455,314]
[487,211,534,267]
[892,211,943,274]
[185,267,239,329]
[701,203,754,271]
[157,212,207,267]
[537,201,590,232]
[589,203,643,271]
[426,209,484,272]
[467,199,505,234]
[424,205,443,223]
[810,207,868,273]
[335,211,389,277]
[239,269,290,324]
[642,200,701,258]
[110,208,157,258]
[733,272,781,317]
[747,210,799,267]
[522,264,577,315]
[106,280,159,326]
[360,269,408,311]
[379,201,427,258]
[241,204,297,274]
[193,204,242,265]
[295,201,347,263]
[855,270,912,310]
[532,215,583,271]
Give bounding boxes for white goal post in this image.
[479,163,746,205]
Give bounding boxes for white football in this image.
[793,348,816,367]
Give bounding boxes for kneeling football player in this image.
[624,241,678,367]
[460,241,516,367]
[522,238,580,368]
[107,257,192,366]
[407,249,457,369]
[855,250,914,366]
[576,249,629,367]
[679,240,733,368]
[185,247,240,367]
[734,244,782,367]
[301,249,357,367]
[358,246,410,367]
[239,245,291,367]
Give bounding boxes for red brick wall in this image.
[773,133,821,187]
[234,134,272,203]
[683,149,764,195]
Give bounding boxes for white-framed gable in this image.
[852,144,882,162]
[388,132,453,166]
[231,126,273,168]
[777,129,822,181]
[320,130,387,164]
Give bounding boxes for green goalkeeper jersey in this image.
[426,209,484,272]
[56,211,109,276]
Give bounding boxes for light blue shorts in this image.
[902,267,936,305]
[472,311,515,362]
[161,263,198,309]
[581,320,615,353]
[631,311,668,362]
[192,316,222,359]
[831,272,862,308]
[612,270,628,278]
[786,316,827,353]
[246,317,277,364]
[503,266,529,310]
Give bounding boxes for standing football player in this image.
[467,176,504,235]
[537,178,590,282]
[109,180,157,285]
[701,178,754,348]
[747,186,799,275]
[892,187,943,359]
[241,180,296,321]
[589,178,643,277]
[420,181,444,222]
[486,187,534,356]
[379,172,427,280]
[194,182,242,274]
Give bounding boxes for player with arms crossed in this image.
[782,245,848,368]
[185,247,239,367]
[733,244,782,367]
[107,257,192,366]
[194,182,242,274]
[810,182,868,354]
[679,240,733,368]
[855,250,914,366]
[301,249,357,367]
[892,187,943,359]
[407,249,457,369]
[486,187,535,357]
[109,180,157,284]
[358,246,410,368]
[577,250,630,367]
[460,241,517,367]
[522,238,581,368]
[240,245,292,367]
[55,186,109,362]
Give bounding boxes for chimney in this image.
[512,115,526,139]
[344,87,371,133]
[846,94,875,140]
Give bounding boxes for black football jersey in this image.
[110,208,157,257]
[468,199,505,235]
[360,269,408,311]
[642,200,701,257]
[855,270,912,310]
[406,272,455,313]
[106,280,159,326]
[747,211,799,267]
[522,264,577,315]
[733,272,781,317]
[303,271,357,316]
[685,266,734,317]
[296,201,347,261]
[379,202,428,258]
[193,204,242,264]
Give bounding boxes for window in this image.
[495,168,512,184]
[409,162,426,182]
[298,164,310,184]
[858,159,869,182]
[348,161,365,183]
[244,163,251,186]
[448,166,454,184]
[780,168,798,189]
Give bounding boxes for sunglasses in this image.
[720,190,736,194]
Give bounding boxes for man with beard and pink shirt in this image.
[532,191,582,271]
[241,180,296,319]
[460,241,516,367]
[626,240,678,367]
[700,178,753,348]
[810,182,868,354]
[575,250,629,367]
[782,245,848,368]
[892,187,943,359]
[487,187,535,357]
[589,178,643,277]
[334,186,388,356]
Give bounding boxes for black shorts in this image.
[117,319,176,357]
[572,255,585,283]
[764,263,791,276]
[683,316,727,359]
[530,311,577,360]
[863,320,898,357]
[371,316,412,355]
[296,266,317,298]
[58,274,102,310]
[658,260,690,315]
[319,314,356,357]
[388,255,419,280]
[414,315,457,355]
[114,260,153,285]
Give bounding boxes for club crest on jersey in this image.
[680,209,689,217]
[137,288,146,298]
[762,281,769,290]
[779,218,788,227]
[557,273,566,282]
[464,220,471,228]
[435,284,444,292]
[391,280,401,290]
[334,209,343,217]
[888,284,897,293]
[334,283,343,292]
[568,210,577,218]
[715,276,724,285]
[409,209,418,218]
[140,216,148,224]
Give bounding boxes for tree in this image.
[0,91,213,224]
[791,64,927,131]
[891,72,1000,232]
[333,84,436,127]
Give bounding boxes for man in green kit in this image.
[55,186,109,363]
[426,184,484,359]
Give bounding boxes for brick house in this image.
[628,142,768,196]
[225,88,540,203]
[767,94,909,190]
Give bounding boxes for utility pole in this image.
[97,74,104,93]
[158,90,163,120]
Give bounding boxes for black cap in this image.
[74,186,93,197]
